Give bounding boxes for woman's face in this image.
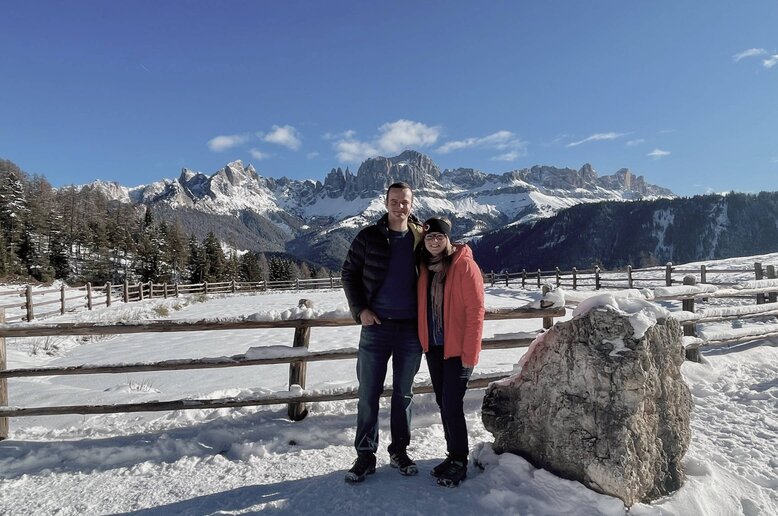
[424,232,448,257]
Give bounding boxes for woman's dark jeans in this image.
[425,346,473,461]
[355,320,423,454]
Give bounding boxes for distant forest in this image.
[0,159,331,285]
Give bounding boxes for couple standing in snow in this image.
[341,181,485,488]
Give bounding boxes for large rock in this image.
[482,303,692,506]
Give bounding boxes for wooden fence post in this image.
[555,267,561,287]
[123,280,129,303]
[106,283,112,307]
[148,281,154,299]
[203,282,208,296]
[505,272,509,287]
[60,284,66,315]
[231,280,236,294]
[682,276,696,336]
[541,285,553,329]
[86,283,93,310]
[0,309,8,439]
[288,299,312,421]
[490,271,495,287]
[138,283,144,301]
[25,285,34,322]
[521,269,526,288]
[572,267,578,290]
[175,283,180,297]
[767,265,777,303]
[700,264,707,284]
[329,273,334,289]
[537,269,541,289]
[665,262,673,286]
[682,276,701,362]
[0,308,8,441]
[595,266,601,290]
[755,262,765,305]
[163,283,168,299]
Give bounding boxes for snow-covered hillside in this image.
[0,254,775,515]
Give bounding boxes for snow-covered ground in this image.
[1,256,777,515]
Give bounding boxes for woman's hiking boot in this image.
[389,449,418,476]
[436,459,467,487]
[431,456,454,478]
[344,453,376,483]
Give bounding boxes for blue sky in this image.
[1,1,776,196]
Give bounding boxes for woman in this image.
[416,216,485,487]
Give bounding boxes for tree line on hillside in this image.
[0,159,331,285]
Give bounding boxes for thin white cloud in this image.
[376,120,440,154]
[249,148,270,160]
[566,132,629,147]
[207,134,249,152]
[307,152,320,159]
[437,130,528,161]
[492,151,521,161]
[770,157,778,163]
[262,125,302,150]
[763,54,778,68]
[626,138,646,147]
[647,148,671,159]
[733,48,766,62]
[333,120,441,163]
[334,138,380,163]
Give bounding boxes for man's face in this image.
[385,187,413,227]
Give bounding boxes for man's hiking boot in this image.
[344,453,376,483]
[431,456,454,478]
[389,449,418,476]
[436,459,467,487]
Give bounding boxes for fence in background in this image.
[0,261,774,324]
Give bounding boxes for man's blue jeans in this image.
[355,319,423,454]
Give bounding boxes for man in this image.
[341,181,424,483]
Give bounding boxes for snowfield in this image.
[1,257,777,515]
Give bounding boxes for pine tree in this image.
[202,232,225,281]
[0,171,29,274]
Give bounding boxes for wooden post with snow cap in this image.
[60,284,66,315]
[767,265,777,303]
[627,265,633,289]
[106,283,112,307]
[86,283,93,310]
[595,266,601,290]
[665,262,673,287]
[288,299,312,421]
[541,285,554,330]
[0,309,8,439]
[755,262,765,305]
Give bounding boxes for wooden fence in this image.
[0,302,565,439]
[0,276,344,323]
[482,261,777,291]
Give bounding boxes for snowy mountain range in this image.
[85,150,674,268]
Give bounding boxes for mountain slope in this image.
[472,192,778,271]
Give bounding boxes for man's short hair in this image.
[386,181,413,200]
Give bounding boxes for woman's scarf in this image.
[428,244,453,339]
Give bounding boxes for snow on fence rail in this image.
[0,302,565,439]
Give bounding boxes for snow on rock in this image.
[572,294,670,339]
